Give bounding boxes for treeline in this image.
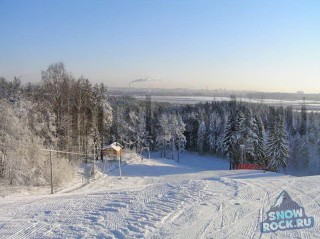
[1,62,320,186]
[0,63,112,185]
[155,100,318,175]
[111,93,320,175]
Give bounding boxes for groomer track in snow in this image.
[0,152,319,239]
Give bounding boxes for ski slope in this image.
[0,152,319,239]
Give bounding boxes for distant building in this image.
[230,94,237,101]
[102,142,123,160]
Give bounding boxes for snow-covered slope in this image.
[0,152,318,239]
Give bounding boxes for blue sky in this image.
[0,0,319,92]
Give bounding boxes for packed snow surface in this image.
[0,152,318,239]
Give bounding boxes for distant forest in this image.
[110,86,319,101]
[0,63,319,186]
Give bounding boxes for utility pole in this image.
[91,142,96,176]
[118,155,122,176]
[177,141,180,164]
[49,148,53,194]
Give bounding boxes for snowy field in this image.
[0,152,319,239]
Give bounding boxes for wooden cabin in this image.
[102,142,123,160]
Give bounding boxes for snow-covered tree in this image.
[223,113,237,161]
[0,100,75,186]
[254,116,266,164]
[266,115,289,172]
[169,114,178,159]
[299,101,307,136]
[93,83,112,159]
[208,112,224,154]
[197,120,206,155]
[156,113,186,160]
[237,111,257,163]
[136,110,148,152]
[223,110,245,165]
[175,114,186,162]
[156,114,171,158]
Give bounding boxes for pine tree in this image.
[145,94,152,142]
[223,113,238,166]
[254,116,266,164]
[299,99,307,136]
[176,114,186,162]
[285,106,295,136]
[224,110,245,165]
[208,112,224,154]
[266,115,289,172]
[238,111,257,163]
[298,135,309,168]
[197,120,206,155]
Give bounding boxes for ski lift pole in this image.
[118,154,122,177]
[142,147,150,159]
[91,142,96,176]
[49,147,53,194]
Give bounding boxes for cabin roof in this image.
[103,142,122,152]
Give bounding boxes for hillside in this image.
[0,152,318,239]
